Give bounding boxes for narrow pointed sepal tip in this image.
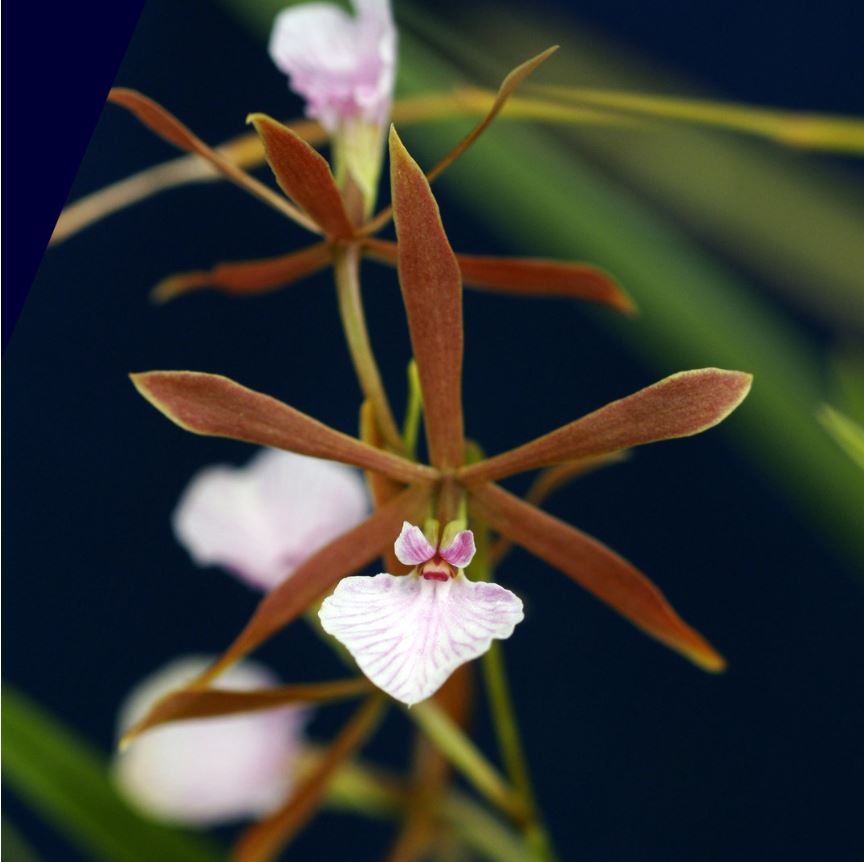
[691,644,727,674]
[149,276,194,304]
[246,111,270,128]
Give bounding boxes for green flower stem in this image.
[471,526,560,862]
[332,245,403,451]
[406,700,527,824]
[482,644,533,803]
[481,644,560,862]
[318,751,535,862]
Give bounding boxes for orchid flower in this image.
[269,0,396,209]
[107,49,633,317]
[108,48,634,455]
[113,656,307,825]
[320,521,523,705]
[128,127,751,707]
[173,448,369,592]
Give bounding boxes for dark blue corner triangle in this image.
[2,0,149,349]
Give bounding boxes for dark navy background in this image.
[5,1,864,860]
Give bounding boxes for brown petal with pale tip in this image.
[363,47,559,236]
[151,242,331,303]
[131,371,437,485]
[389,128,465,469]
[469,483,726,672]
[460,369,753,484]
[108,89,320,233]
[364,238,634,312]
[196,484,431,685]
[121,679,371,747]
[233,695,385,862]
[425,45,559,184]
[249,113,355,240]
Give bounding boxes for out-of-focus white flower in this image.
[173,449,369,592]
[269,0,397,210]
[269,0,395,130]
[113,656,307,826]
[320,522,524,706]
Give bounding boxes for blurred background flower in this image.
[174,449,369,591]
[114,656,307,825]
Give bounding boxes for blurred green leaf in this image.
[2,820,42,862]
[407,4,864,335]
[829,350,864,426]
[2,685,222,862]
[818,406,864,470]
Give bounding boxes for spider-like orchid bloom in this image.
[173,449,369,592]
[320,522,523,705]
[113,656,307,825]
[269,0,396,210]
[129,127,752,725]
[110,48,634,323]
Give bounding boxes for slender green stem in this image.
[481,645,559,861]
[332,245,403,451]
[407,700,527,824]
[482,644,534,803]
[470,524,560,861]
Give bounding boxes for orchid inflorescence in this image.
[112,1,752,858]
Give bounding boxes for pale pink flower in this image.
[113,656,307,825]
[269,0,396,131]
[269,0,396,209]
[319,522,524,706]
[173,448,369,592]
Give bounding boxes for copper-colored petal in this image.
[364,47,558,236]
[121,679,370,746]
[198,484,431,684]
[233,695,385,862]
[389,128,464,469]
[469,482,725,672]
[131,371,436,485]
[151,242,331,303]
[460,369,753,483]
[248,113,355,240]
[364,238,634,313]
[108,89,319,233]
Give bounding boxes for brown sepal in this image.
[364,238,634,312]
[460,369,753,483]
[131,371,436,485]
[363,47,558,236]
[108,89,319,232]
[249,113,355,240]
[121,679,370,747]
[389,128,465,469]
[151,242,331,303]
[469,482,726,672]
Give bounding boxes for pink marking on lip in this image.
[421,568,450,582]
